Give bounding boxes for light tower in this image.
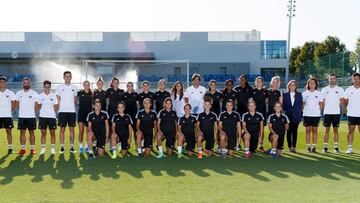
[286,0,296,83]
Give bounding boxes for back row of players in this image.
[0,71,359,159]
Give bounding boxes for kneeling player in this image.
[86,101,109,159]
[111,101,133,158]
[196,97,218,159]
[242,99,264,159]
[218,100,241,158]
[135,98,157,157]
[267,102,289,158]
[156,98,178,158]
[177,104,197,158]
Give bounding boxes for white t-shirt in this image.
[38,92,58,118]
[344,85,360,117]
[16,89,38,118]
[321,85,344,115]
[0,89,16,118]
[171,94,186,117]
[185,85,206,114]
[290,92,295,106]
[302,90,323,117]
[56,84,78,113]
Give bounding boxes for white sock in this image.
[245,147,249,152]
[89,150,93,154]
[306,144,310,148]
[312,144,316,148]
[8,144,12,149]
[158,146,163,154]
[30,145,35,150]
[85,143,88,148]
[51,144,55,149]
[41,144,46,149]
[21,145,25,149]
[271,148,276,153]
[348,145,352,149]
[334,143,338,148]
[60,144,64,148]
[177,146,182,154]
[324,143,328,148]
[79,143,83,148]
[111,147,116,151]
[198,147,203,153]
[70,144,74,148]
[137,148,142,154]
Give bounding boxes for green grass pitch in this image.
[0,121,359,202]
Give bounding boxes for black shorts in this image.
[18,118,37,130]
[204,134,214,151]
[38,117,57,130]
[323,114,340,128]
[77,110,91,125]
[184,133,195,152]
[348,116,360,126]
[143,131,153,148]
[162,131,176,149]
[303,116,320,127]
[268,133,285,150]
[93,130,106,149]
[0,117,14,129]
[115,130,130,150]
[58,112,76,127]
[224,131,237,150]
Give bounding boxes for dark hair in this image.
[328,73,337,78]
[226,99,234,105]
[208,79,217,92]
[63,71,72,77]
[0,75,8,81]
[117,101,126,108]
[183,103,192,110]
[22,77,31,83]
[203,96,213,105]
[110,77,119,88]
[43,80,51,87]
[163,97,173,107]
[97,77,104,83]
[305,77,319,90]
[247,98,256,107]
[191,73,201,81]
[171,81,184,101]
[239,74,250,88]
[352,73,360,78]
[142,81,150,86]
[94,99,102,106]
[143,98,152,104]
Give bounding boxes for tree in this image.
[289,46,301,74]
[295,41,319,77]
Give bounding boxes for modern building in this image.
[0,31,287,88]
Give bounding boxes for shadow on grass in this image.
[0,151,359,189]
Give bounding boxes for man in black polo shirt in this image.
[250,76,268,152]
[218,100,241,158]
[196,98,218,159]
[267,102,289,158]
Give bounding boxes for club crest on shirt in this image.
[6,95,9,98]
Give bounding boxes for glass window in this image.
[52,32,103,41]
[260,68,286,78]
[130,32,181,41]
[208,31,260,41]
[261,40,287,59]
[0,32,25,41]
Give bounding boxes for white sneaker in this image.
[50,148,56,155]
[40,148,46,155]
[345,149,352,154]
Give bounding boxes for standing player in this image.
[344,72,360,154]
[0,76,16,154]
[171,81,186,118]
[138,81,156,110]
[320,73,344,154]
[156,98,178,158]
[177,104,197,158]
[267,102,289,158]
[154,79,171,113]
[93,78,107,112]
[205,80,223,116]
[86,100,109,159]
[56,71,78,154]
[218,100,241,158]
[111,101,133,158]
[302,77,323,153]
[185,74,207,115]
[221,79,237,111]
[135,98,157,157]
[242,99,264,159]
[106,77,124,123]
[196,97,218,159]
[77,80,93,153]
[16,78,38,155]
[250,76,268,152]
[121,82,139,149]
[38,80,58,155]
[268,76,283,116]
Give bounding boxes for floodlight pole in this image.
[286,0,296,83]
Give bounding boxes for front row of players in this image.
[86,96,288,159]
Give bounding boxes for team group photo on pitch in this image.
[0,70,358,160]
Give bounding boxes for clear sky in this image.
[1,0,359,50]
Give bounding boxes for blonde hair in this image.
[270,76,281,89]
